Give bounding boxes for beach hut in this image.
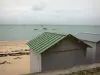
[27,32,91,73]
[76,33,100,63]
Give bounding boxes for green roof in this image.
[26,32,91,54]
[27,32,66,54]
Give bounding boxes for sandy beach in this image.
[0,41,30,75]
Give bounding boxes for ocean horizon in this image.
[0,25,100,41]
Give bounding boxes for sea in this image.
[0,25,100,41]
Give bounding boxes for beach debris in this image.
[0,49,30,57]
[24,49,30,51]
[0,53,8,57]
[14,57,22,59]
[0,61,11,65]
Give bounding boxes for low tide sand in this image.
[0,41,30,75]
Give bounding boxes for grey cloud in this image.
[32,2,45,11]
[0,0,100,25]
[1,10,100,25]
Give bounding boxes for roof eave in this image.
[81,39,97,43]
[68,34,92,48]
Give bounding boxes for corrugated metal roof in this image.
[27,32,91,54]
[26,32,66,54]
[76,33,100,42]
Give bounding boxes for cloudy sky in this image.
[0,0,100,25]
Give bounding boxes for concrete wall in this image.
[96,42,100,63]
[84,41,96,63]
[42,38,88,71]
[30,49,41,73]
